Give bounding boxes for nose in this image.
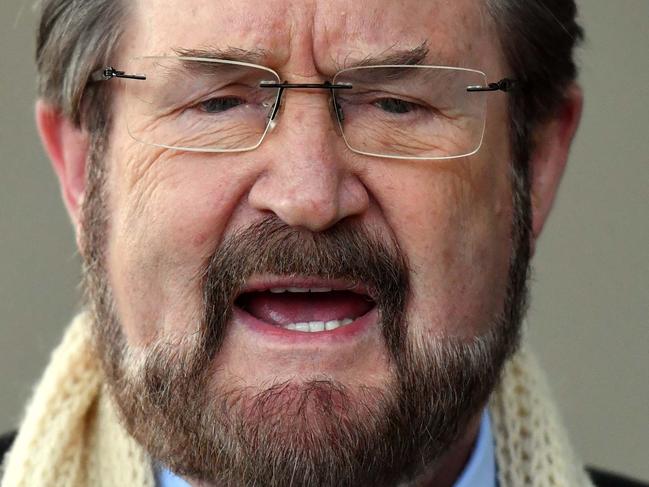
[248,93,369,232]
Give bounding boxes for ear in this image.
[529,83,583,254]
[35,100,89,240]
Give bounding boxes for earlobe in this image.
[35,100,89,233]
[529,84,583,253]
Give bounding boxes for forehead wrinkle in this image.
[313,0,494,74]
[131,0,293,66]
[277,0,321,79]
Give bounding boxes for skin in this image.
[36,0,583,485]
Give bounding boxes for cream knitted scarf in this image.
[1,314,594,487]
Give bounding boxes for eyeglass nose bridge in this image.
[259,81,352,124]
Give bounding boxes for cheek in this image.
[104,145,252,344]
[377,151,513,337]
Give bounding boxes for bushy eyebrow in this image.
[173,46,270,65]
[342,42,431,69]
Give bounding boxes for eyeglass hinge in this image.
[90,67,146,82]
[467,78,517,92]
[493,78,517,92]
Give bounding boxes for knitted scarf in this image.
[1,314,594,487]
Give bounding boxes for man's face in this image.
[86,0,522,485]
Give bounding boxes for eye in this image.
[198,96,246,113]
[373,98,419,114]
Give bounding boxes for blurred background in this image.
[1,0,647,481]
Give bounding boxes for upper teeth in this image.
[270,287,333,293]
[283,318,354,332]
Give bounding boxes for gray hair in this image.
[35,0,128,132]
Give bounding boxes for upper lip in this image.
[239,275,373,297]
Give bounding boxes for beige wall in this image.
[1,0,647,481]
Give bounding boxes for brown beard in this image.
[80,138,527,487]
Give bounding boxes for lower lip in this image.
[233,306,379,344]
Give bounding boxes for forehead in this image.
[124,0,500,74]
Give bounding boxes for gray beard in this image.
[80,142,528,487]
[106,322,512,487]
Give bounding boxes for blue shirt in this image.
[453,410,496,487]
[156,410,496,487]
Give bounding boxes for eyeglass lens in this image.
[333,66,488,159]
[124,57,281,152]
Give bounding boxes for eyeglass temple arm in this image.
[467,78,517,92]
[90,67,146,82]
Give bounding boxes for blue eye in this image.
[198,97,245,113]
[374,98,418,114]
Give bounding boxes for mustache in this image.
[199,216,410,358]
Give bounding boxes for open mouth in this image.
[234,279,376,333]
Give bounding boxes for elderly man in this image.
[0,0,645,486]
